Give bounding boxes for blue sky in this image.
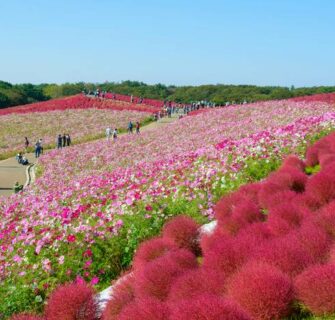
[0,0,334,86]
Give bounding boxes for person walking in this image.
[66,134,71,146]
[35,141,42,158]
[113,128,118,140]
[106,127,112,140]
[128,121,133,134]
[136,121,140,134]
[38,138,44,154]
[24,137,29,152]
[62,134,67,147]
[57,134,63,149]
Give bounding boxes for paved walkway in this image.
[0,116,179,197]
[0,154,36,196]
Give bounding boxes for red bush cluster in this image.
[0,95,161,116]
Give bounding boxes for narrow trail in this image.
[0,116,178,197]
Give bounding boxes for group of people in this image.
[127,121,140,134]
[105,120,140,140]
[105,127,118,140]
[16,152,29,165]
[57,134,71,149]
[22,137,44,159]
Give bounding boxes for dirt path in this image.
[0,116,179,197]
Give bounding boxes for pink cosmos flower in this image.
[91,276,99,285]
[67,234,76,242]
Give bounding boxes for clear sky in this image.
[0,0,334,87]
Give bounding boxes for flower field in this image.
[1,97,335,318]
[0,108,151,159]
[99,131,335,320]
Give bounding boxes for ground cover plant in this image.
[0,108,151,159]
[1,97,335,317]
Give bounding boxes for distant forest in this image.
[1,80,335,109]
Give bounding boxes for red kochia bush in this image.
[251,235,313,277]
[273,166,307,193]
[315,200,335,238]
[295,264,335,316]
[305,170,335,207]
[45,282,97,320]
[10,314,44,320]
[134,249,197,300]
[227,263,293,320]
[282,155,306,171]
[102,274,135,320]
[294,220,331,263]
[215,192,263,235]
[162,215,200,254]
[170,294,251,320]
[167,268,226,303]
[132,237,177,271]
[200,227,229,253]
[267,202,308,236]
[305,134,334,167]
[203,237,249,276]
[258,184,297,210]
[118,297,170,320]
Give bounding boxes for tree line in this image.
[1,80,335,109]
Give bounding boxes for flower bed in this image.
[0,108,151,159]
[1,98,335,318]
[0,95,161,116]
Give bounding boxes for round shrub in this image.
[118,297,170,320]
[258,186,297,211]
[251,234,313,277]
[295,264,335,316]
[282,155,306,171]
[225,199,263,234]
[162,215,200,255]
[316,200,335,238]
[102,274,135,320]
[45,282,97,320]
[267,202,307,230]
[170,294,251,320]
[272,166,307,193]
[305,171,335,207]
[200,227,229,253]
[227,263,293,320]
[167,268,226,303]
[238,182,261,203]
[203,237,248,276]
[233,223,272,259]
[132,237,177,271]
[319,153,335,168]
[134,249,197,301]
[295,220,331,263]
